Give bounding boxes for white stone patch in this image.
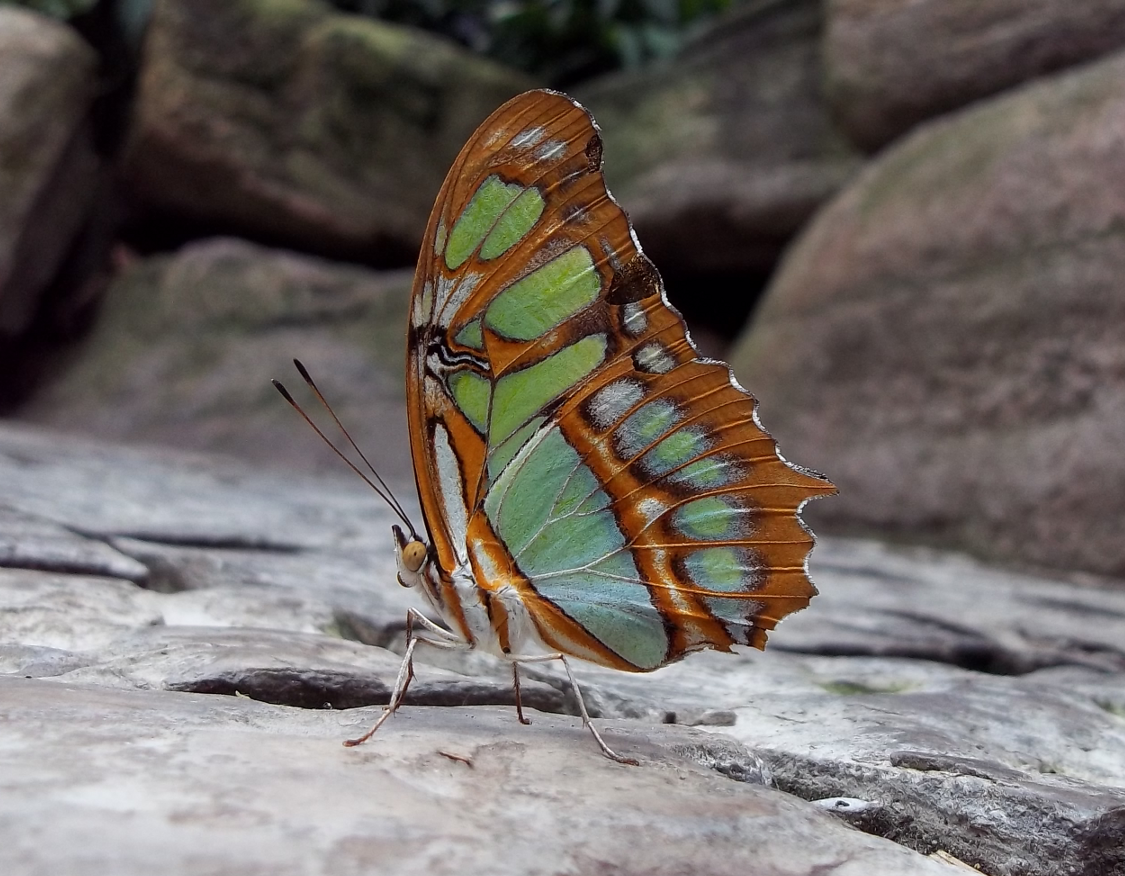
[622,302,647,336]
[586,378,645,430]
[635,343,675,374]
[511,126,546,148]
[535,140,567,162]
[433,423,469,565]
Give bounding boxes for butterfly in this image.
[277,89,834,764]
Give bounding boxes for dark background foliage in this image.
[10,0,733,84]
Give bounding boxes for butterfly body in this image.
[394,522,552,663]
[324,89,833,761]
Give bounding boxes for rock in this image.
[730,48,1125,579]
[0,7,100,337]
[593,654,1125,875]
[825,0,1125,150]
[0,680,973,876]
[0,505,148,582]
[120,0,535,263]
[0,421,1123,875]
[15,238,413,474]
[577,0,861,283]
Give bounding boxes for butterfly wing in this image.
[408,90,834,670]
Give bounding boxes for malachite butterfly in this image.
[277,89,834,764]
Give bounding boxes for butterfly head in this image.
[393,524,430,588]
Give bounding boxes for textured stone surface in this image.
[0,505,148,582]
[578,0,860,280]
[16,238,413,474]
[730,47,1125,578]
[1,422,1123,874]
[826,0,1125,150]
[0,680,974,876]
[120,0,535,262]
[593,654,1125,875]
[0,6,99,336]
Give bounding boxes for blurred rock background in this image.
[2,0,1124,582]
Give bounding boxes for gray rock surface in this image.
[1,679,975,876]
[825,0,1125,150]
[1,421,1123,874]
[730,46,1125,579]
[0,6,100,337]
[16,238,413,474]
[578,0,860,278]
[120,0,535,262]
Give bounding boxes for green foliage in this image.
[330,0,732,85]
[7,0,728,82]
[4,0,98,19]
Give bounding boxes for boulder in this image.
[0,7,100,337]
[826,0,1125,150]
[15,238,413,475]
[120,0,535,263]
[0,421,1122,875]
[577,0,860,281]
[730,49,1125,578]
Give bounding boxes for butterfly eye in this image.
[402,540,428,573]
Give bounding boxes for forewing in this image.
[408,89,623,573]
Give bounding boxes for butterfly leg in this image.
[344,608,468,748]
[511,663,532,725]
[558,655,638,766]
[405,605,466,645]
[515,653,638,765]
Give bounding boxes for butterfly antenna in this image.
[271,364,419,540]
[288,359,416,532]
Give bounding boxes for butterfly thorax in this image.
[394,521,554,662]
